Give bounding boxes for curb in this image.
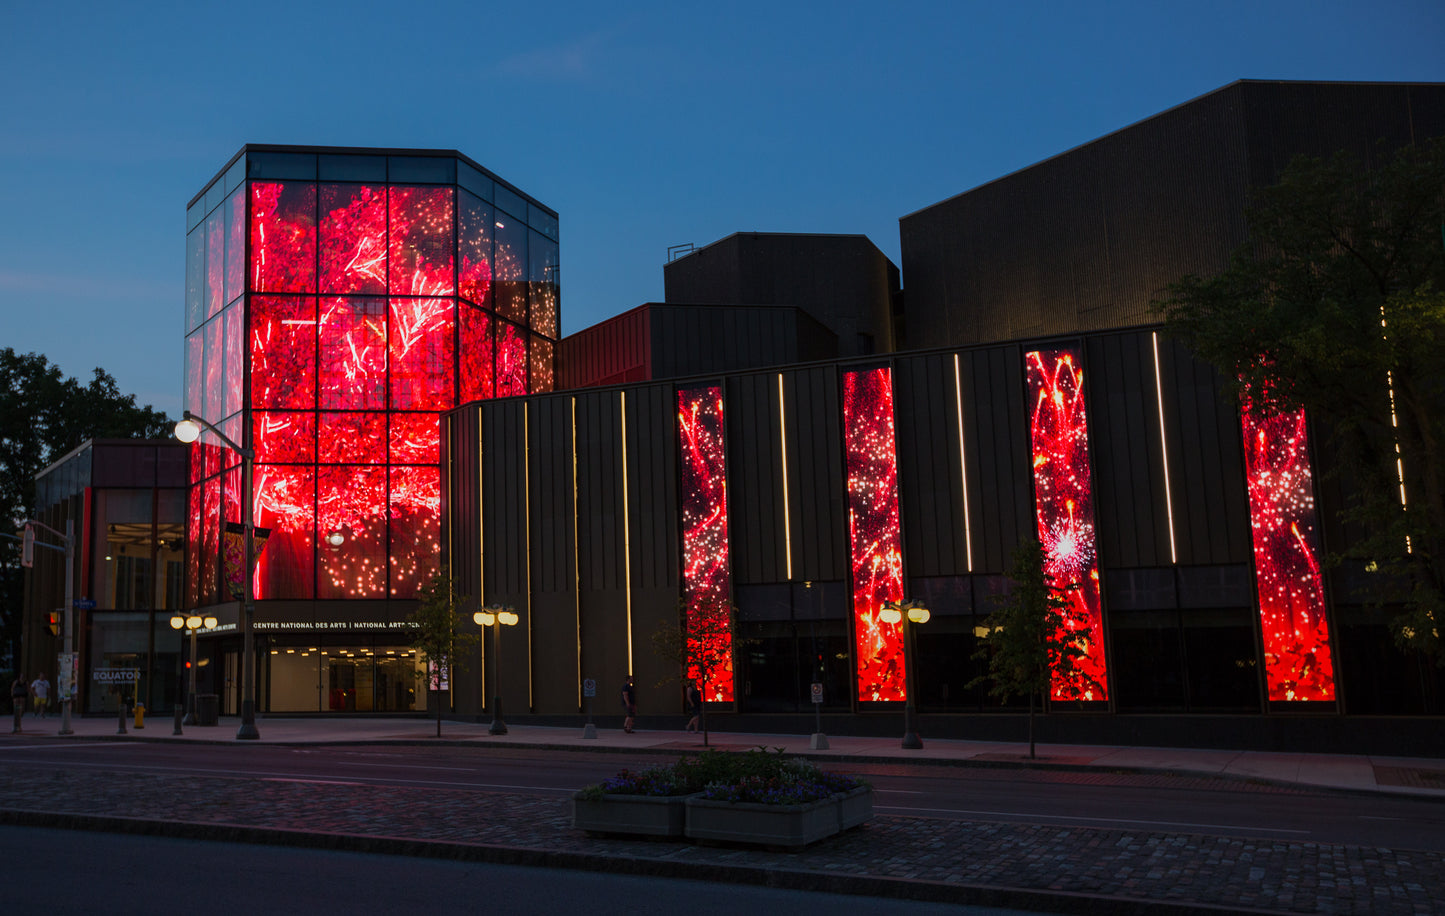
[0,808,1288,916]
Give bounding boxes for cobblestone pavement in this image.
[1,766,1442,914]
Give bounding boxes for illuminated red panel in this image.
[319,184,387,294]
[317,465,387,598]
[223,303,244,418]
[220,415,243,472]
[459,304,493,402]
[389,412,440,465]
[388,298,454,410]
[253,464,314,600]
[224,187,244,304]
[496,322,528,397]
[187,482,202,607]
[202,475,221,605]
[1025,348,1109,701]
[388,465,440,598]
[206,209,224,320]
[842,367,907,702]
[254,411,316,464]
[494,220,526,323]
[185,333,203,418]
[250,296,317,409]
[204,317,224,425]
[1241,402,1336,701]
[530,336,554,394]
[388,187,454,297]
[676,386,735,702]
[458,192,493,307]
[319,297,386,409]
[319,412,386,464]
[223,465,241,531]
[250,182,316,293]
[529,233,559,339]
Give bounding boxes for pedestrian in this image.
[684,679,701,733]
[620,674,636,733]
[30,672,51,719]
[10,673,26,733]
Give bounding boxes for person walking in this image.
[10,673,26,733]
[684,679,701,733]
[620,675,637,733]
[29,672,51,719]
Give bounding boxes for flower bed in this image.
[572,748,871,846]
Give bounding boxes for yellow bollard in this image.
[134,703,145,729]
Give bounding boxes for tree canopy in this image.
[1155,139,1445,663]
[1,348,171,665]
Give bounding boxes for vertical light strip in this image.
[1151,333,1178,565]
[1025,348,1109,701]
[477,409,486,707]
[572,396,582,708]
[952,354,974,572]
[621,390,634,674]
[1381,310,1411,551]
[524,401,533,709]
[778,373,793,581]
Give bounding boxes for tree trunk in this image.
[701,679,709,748]
[1027,690,1036,759]
[436,688,442,738]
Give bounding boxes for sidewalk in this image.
[15,711,1445,799]
[5,713,1445,914]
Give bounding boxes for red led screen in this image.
[1240,402,1336,701]
[496,322,527,397]
[459,192,493,307]
[459,305,494,402]
[319,297,386,410]
[206,210,224,320]
[253,464,314,600]
[842,367,907,702]
[389,413,440,466]
[250,296,317,410]
[388,465,441,599]
[251,182,316,294]
[676,387,735,702]
[319,412,386,465]
[320,184,387,294]
[224,188,245,305]
[389,298,454,410]
[254,411,316,465]
[1025,349,1109,701]
[388,187,454,297]
[317,465,387,599]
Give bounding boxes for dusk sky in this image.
[3,1,1442,418]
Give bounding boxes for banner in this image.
[223,522,273,599]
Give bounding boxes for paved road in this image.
[1,825,1043,916]
[5,738,1443,851]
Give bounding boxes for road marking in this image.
[0,743,143,751]
[876,805,1312,834]
[336,762,475,772]
[264,778,362,786]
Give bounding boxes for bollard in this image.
[173,703,183,736]
[134,703,145,729]
[116,701,127,735]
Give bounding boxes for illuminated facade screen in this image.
[1240,402,1336,701]
[1025,348,1109,701]
[184,148,558,607]
[676,386,735,702]
[842,367,907,702]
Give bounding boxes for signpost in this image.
[581,677,598,739]
[809,682,829,750]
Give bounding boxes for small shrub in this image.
[578,748,866,805]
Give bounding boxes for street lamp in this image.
[175,409,262,740]
[170,612,218,724]
[474,604,519,735]
[880,598,930,749]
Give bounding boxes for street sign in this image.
[73,597,96,610]
[21,524,33,568]
[810,682,824,704]
[582,678,597,698]
[57,653,78,701]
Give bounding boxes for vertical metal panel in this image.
[481,400,528,596]
[529,396,576,593]
[574,390,625,591]
[894,353,967,576]
[726,373,784,584]
[443,405,484,603]
[625,384,678,591]
[1157,336,1250,564]
[1086,332,1170,568]
[783,365,847,582]
[964,346,1031,572]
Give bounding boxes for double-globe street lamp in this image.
[474,605,519,735]
[879,598,931,749]
[174,410,262,740]
[170,612,218,724]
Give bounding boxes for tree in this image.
[1155,139,1445,665]
[969,540,1087,759]
[406,565,477,738]
[0,349,171,666]
[651,596,740,748]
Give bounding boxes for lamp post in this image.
[880,599,930,749]
[174,409,261,740]
[170,612,218,724]
[474,604,518,735]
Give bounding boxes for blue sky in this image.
[2,1,1441,417]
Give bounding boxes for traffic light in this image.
[47,611,59,636]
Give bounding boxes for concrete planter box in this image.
[835,785,873,831]
[572,792,694,838]
[685,791,868,848]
